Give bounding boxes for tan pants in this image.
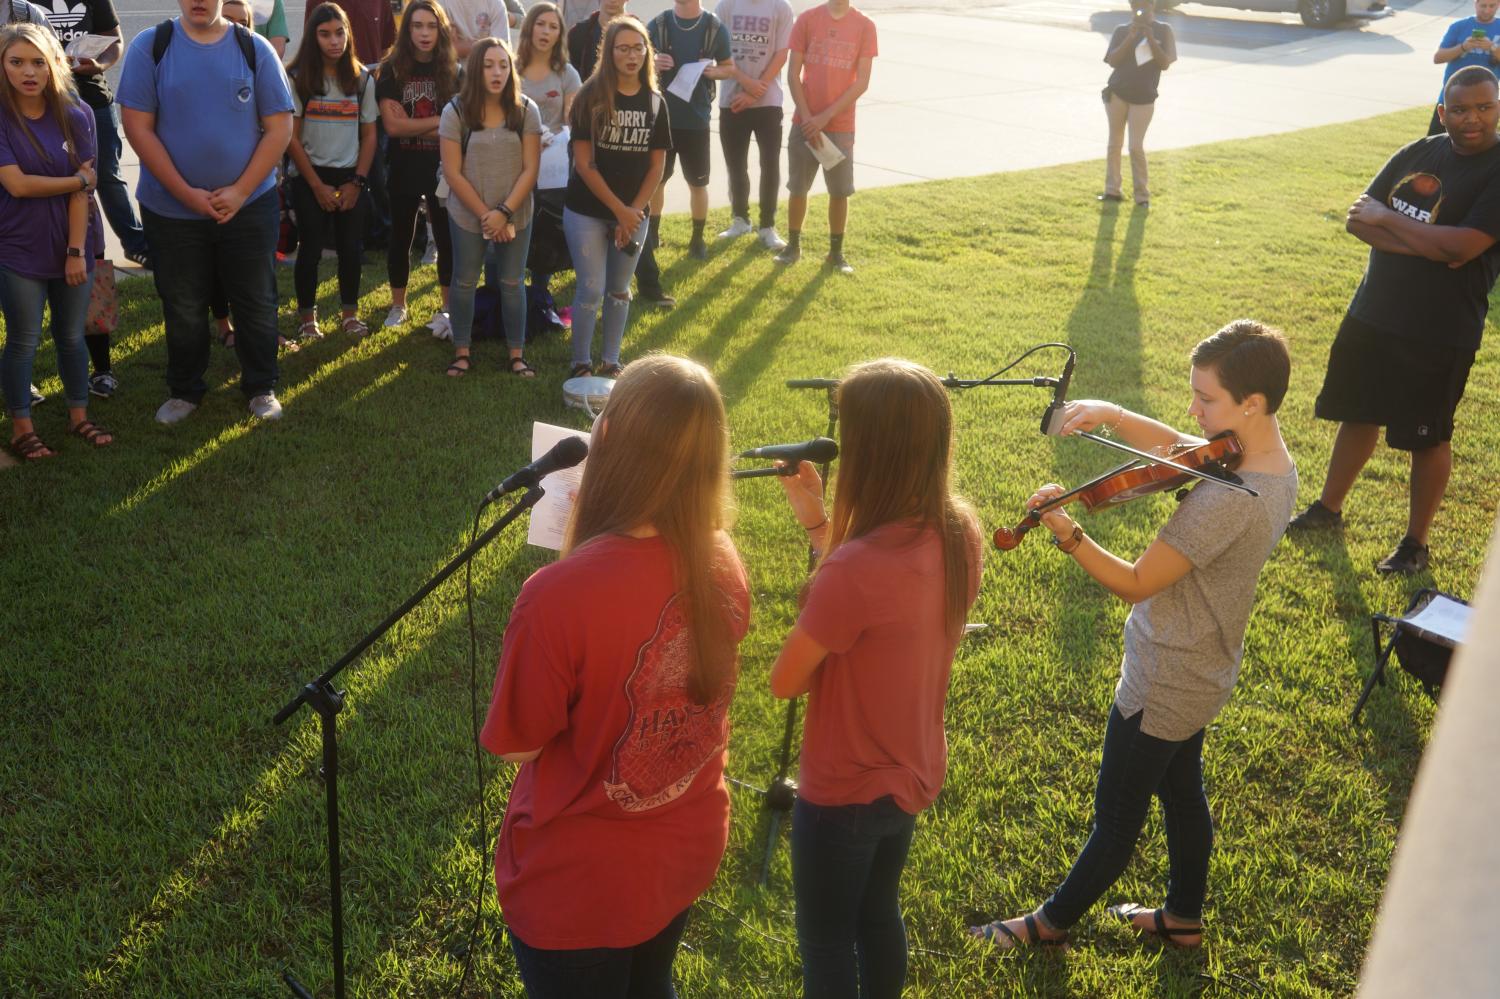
[1104,93,1154,203]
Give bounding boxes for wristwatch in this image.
[353,175,368,189]
[66,247,84,258]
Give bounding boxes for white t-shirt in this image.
[445,0,511,47]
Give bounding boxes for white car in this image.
[1171,0,1388,29]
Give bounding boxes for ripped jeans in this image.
[448,217,531,351]
[562,207,647,368]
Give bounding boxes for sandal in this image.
[568,362,593,379]
[219,326,236,349]
[297,319,323,342]
[69,420,114,448]
[968,913,1068,951]
[447,356,472,378]
[599,362,624,378]
[8,431,55,461]
[1105,903,1202,949]
[341,316,369,338]
[508,356,537,378]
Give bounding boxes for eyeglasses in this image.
[613,44,647,56]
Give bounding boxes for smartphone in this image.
[1473,28,1488,39]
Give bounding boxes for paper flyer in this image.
[66,34,116,62]
[526,421,591,551]
[538,129,571,190]
[809,133,847,170]
[666,60,712,103]
[1406,598,1472,647]
[1134,37,1153,67]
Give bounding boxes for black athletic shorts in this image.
[1314,313,1475,451]
[662,127,711,187]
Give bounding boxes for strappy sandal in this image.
[219,326,236,349]
[508,356,536,378]
[8,431,55,461]
[297,319,323,343]
[968,913,1068,951]
[568,362,593,379]
[1106,903,1202,949]
[599,362,624,378]
[69,420,114,448]
[447,356,472,378]
[341,316,369,338]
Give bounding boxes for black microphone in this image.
[737,437,839,464]
[483,436,589,504]
[1039,350,1076,436]
[785,378,841,389]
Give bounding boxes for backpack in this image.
[152,19,257,73]
[648,10,722,97]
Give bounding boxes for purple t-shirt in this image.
[0,103,103,280]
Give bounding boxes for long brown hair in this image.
[457,37,525,133]
[570,15,657,140]
[824,359,979,638]
[517,2,569,75]
[0,24,84,168]
[565,355,738,705]
[289,3,365,106]
[384,0,458,107]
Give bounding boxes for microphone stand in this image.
[273,487,546,999]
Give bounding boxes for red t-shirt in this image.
[789,4,879,133]
[480,533,751,950]
[796,520,981,814]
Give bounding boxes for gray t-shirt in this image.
[4,0,52,28]
[521,65,583,133]
[715,0,794,110]
[290,72,379,173]
[1116,465,1299,741]
[439,96,544,233]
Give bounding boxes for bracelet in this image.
[497,203,514,219]
[1052,523,1085,555]
[804,518,827,532]
[77,172,88,191]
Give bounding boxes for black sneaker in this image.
[638,286,677,309]
[825,252,855,275]
[688,238,708,261]
[1376,536,1429,576]
[774,244,801,266]
[89,371,119,399]
[1288,500,1342,533]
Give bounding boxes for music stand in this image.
[1352,589,1471,724]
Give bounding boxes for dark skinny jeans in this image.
[719,105,783,229]
[792,795,916,999]
[1041,704,1212,929]
[388,191,453,291]
[508,908,690,999]
[289,166,366,312]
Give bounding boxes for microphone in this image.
[1039,349,1076,436]
[785,378,840,389]
[737,437,839,464]
[483,436,589,504]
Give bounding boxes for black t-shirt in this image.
[568,14,604,84]
[44,0,120,109]
[1349,135,1500,350]
[376,60,447,195]
[1105,22,1171,106]
[565,87,672,221]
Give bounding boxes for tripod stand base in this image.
[759,777,798,886]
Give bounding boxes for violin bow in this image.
[1073,431,1260,498]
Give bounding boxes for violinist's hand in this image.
[1057,399,1124,436]
[776,460,827,530]
[1026,483,1077,537]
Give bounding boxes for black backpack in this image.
[152,19,257,73]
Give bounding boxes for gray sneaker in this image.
[155,398,198,425]
[248,393,283,421]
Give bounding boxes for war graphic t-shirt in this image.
[480,533,750,950]
[1349,134,1500,350]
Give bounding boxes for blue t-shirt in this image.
[116,21,294,219]
[648,11,732,130]
[1438,17,1500,100]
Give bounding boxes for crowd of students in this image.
[1,0,877,455]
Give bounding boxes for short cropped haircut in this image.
[1191,319,1291,414]
[1444,65,1499,102]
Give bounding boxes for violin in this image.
[993,433,1247,551]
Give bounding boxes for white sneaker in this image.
[428,311,452,341]
[758,227,788,251]
[420,226,438,266]
[718,216,753,240]
[383,305,409,328]
[248,393,283,421]
[155,398,198,425]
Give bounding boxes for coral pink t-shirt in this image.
[789,4,879,133]
[796,520,981,815]
[480,533,750,950]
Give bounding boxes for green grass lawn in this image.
[4,105,1493,997]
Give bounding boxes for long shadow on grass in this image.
[714,270,832,401]
[620,239,770,362]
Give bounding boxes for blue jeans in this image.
[509,908,690,999]
[143,190,280,402]
[1041,704,1212,928]
[563,207,646,368]
[92,103,148,257]
[449,218,531,350]
[0,266,93,417]
[791,795,917,999]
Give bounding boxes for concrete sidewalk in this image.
[103,0,1462,268]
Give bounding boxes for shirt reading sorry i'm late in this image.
[565,88,671,220]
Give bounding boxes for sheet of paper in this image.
[809,134,846,170]
[1406,597,1472,647]
[1134,37,1153,67]
[538,128,571,190]
[66,34,117,61]
[666,60,712,103]
[526,421,591,551]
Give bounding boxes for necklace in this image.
[671,9,703,31]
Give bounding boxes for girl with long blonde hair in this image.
[0,23,112,459]
[771,357,982,996]
[480,354,750,996]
